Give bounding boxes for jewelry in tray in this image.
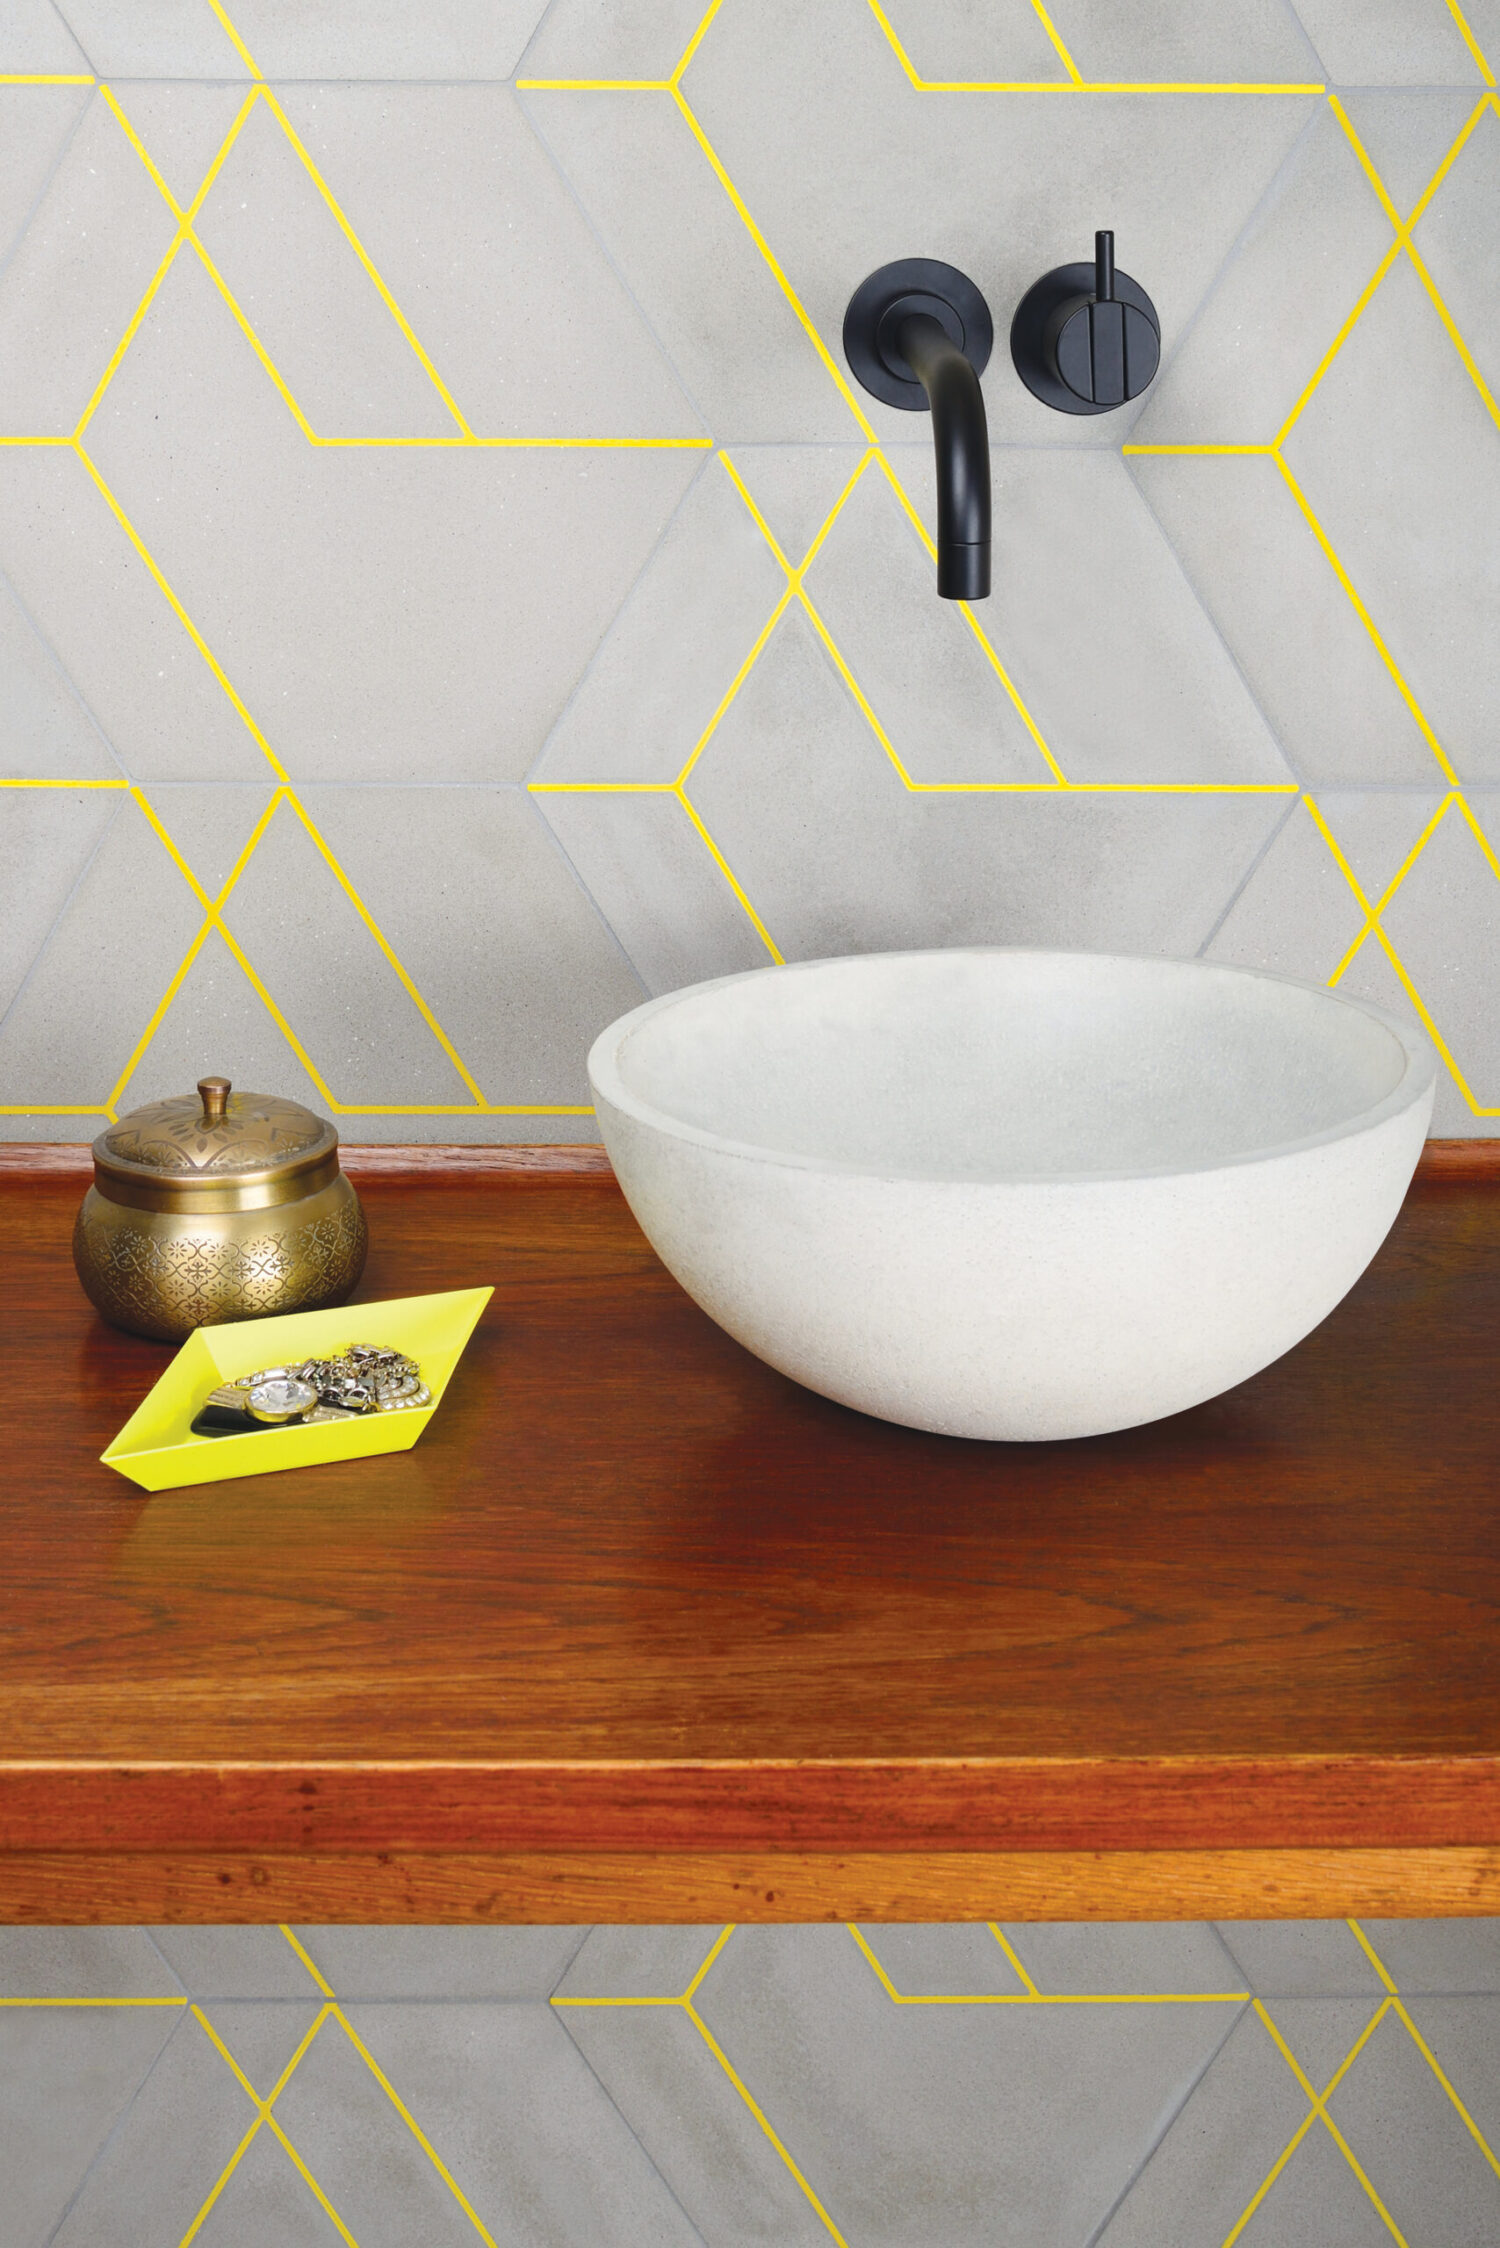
[191,1344,431,1438]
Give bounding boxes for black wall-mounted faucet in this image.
[844,259,993,601]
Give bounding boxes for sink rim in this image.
[588,947,1437,1188]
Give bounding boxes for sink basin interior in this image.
[608,950,1413,1181]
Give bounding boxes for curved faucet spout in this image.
[897,314,991,601]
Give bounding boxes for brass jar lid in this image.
[91,1078,343,1214]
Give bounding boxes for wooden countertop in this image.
[3,1151,1499,1924]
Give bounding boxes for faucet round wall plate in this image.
[1011,259,1159,414]
[843,258,993,410]
[590,950,1435,1443]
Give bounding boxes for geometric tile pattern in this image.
[2,0,1499,1138]
[5,1918,1499,2245]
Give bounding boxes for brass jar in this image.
[74,1077,368,1342]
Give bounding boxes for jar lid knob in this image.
[198,1076,231,1125]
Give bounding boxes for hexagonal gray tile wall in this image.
[2,0,1497,1138]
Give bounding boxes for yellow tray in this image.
[101,1287,492,1492]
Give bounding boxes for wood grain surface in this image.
[2,1162,1498,1920]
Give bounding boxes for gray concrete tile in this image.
[193,94,454,443]
[291,1925,589,2000]
[697,1921,1241,2248]
[148,1926,328,1999]
[1337,87,1482,219]
[271,84,701,441]
[0,446,270,785]
[50,2007,261,2247]
[107,81,253,214]
[1135,104,1393,446]
[1095,2003,1306,2247]
[281,2001,704,2247]
[689,601,1284,962]
[852,1923,1029,1997]
[1129,454,1440,785]
[0,1,91,71]
[948,448,1291,784]
[1413,102,1500,415]
[0,788,204,1104]
[0,84,88,270]
[228,0,551,78]
[680,0,1314,446]
[729,443,867,570]
[0,91,177,435]
[559,1996,830,2247]
[109,925,340,1122]
[86,246,700,784]
[199,1999,325,2097]
[533,457,785,785]
[1377,796,1500,1107]
[1328,2003,1500,2246]
[51,1,251,76]
[1001,1921,1245,1996]
[191,2123,348,2246]
[1047,0,1321,84]
[536,786,772,993]
[1215,1920,1389,1998]
[204,795,474,1107]
[0,1927,182,1998]
[1237,2118,1394,2246]
[1282,255,1500,783]
[521,0,743,82]
[871,0,1065,82]
[291,787,645,1105]
[522,86,857,442]
[0,570,119,780]
[1257,1996,1389,2095]
[0,2003,180,2247]
[557,1925,730,2000]
[1358,1919,1500,1993]
[801,460,1056,785]
[0,784,118,1018]
[1291,0,1486,84]
[1204,798,1365,981]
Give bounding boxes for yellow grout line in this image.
[0,73,94,83]
[335,2010,501,2247]
[686,2001,851,2245]
[672,0,725,85]
[258,83,474,437]
[1446,0,1498,86]
[279,1923,335,1995]
[206,0,263,78]
[72,450,291,783]
[282,794,490,1105]
[674,784,784,960]
[1270,459,1460,786]
[1349,1921,1500,2178]
[989,1925,1041,1996]
[1406,240,1500,431]
[675,585,792,785]
[1223,1998,1403,2247]
[682,1924,736,2001]
[1028,0,1083,83]
[1274,241,1399,448]
[190,235,321,440]
[670,88,876,441]
[0,776,129,787]
[0,1995,186,2005]
[182,2003,358,2248]
[1404,91,1489,228]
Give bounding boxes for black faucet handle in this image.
[1011,233,1160,415]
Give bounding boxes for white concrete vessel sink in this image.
[589,950,1436,1441]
